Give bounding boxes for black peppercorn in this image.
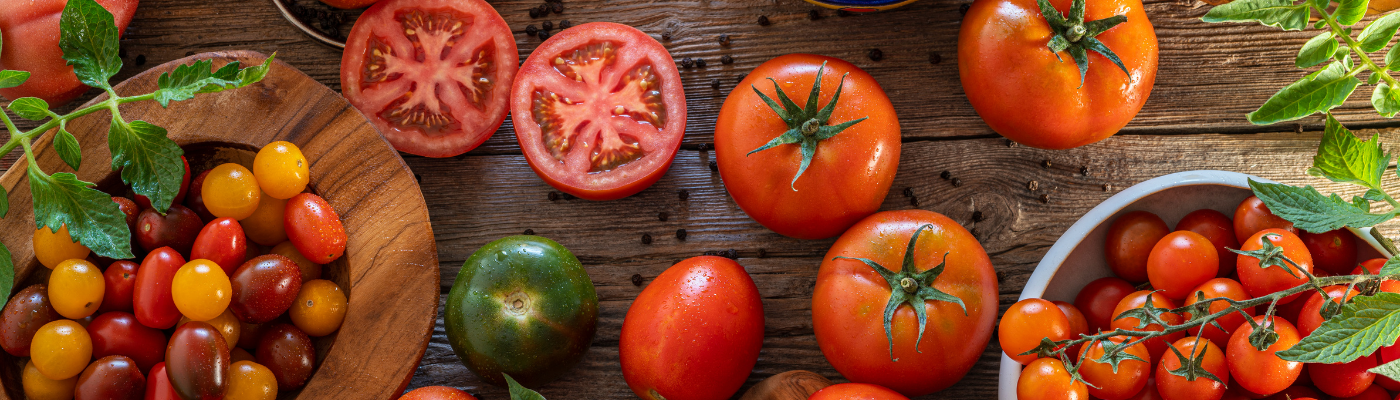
[681,57,693,68]
[719,34,731,46]
[903,187,914,197]
[559,20,571,29]
[550,2,563,14]
[757,248,767,258]
[537,4,551,17]
[539,31,552,40]
[658,211,669,221]
[952,178,962,187]
[641,234,653,244]
[696,58,707,68]
[678,190,690,201]
[676,229,688,240]
[134,54,146,66]
[662,31,672,41]
[561,192,576,200]
[529,7,541,18]
[972,211,985,222]
[697,143,709,151]
[524,229,535,235]
[868,48,883,61]
[709,160,718,172]
[711,79,721,89]
[720,55,733,65]
[758,15,770,25]
[838,9,853,17]
[542,20,553,31]
[809,9,821,20]
[723,249,738,259]
[940,170,951,180]
[548,192,560,201]
[929,52,941,64]
[632,274,644,286]
[1041,159,1052,169]
[526,25,539,36]
[910,196,920,207]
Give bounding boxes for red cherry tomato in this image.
[1237,229,1313,304]
[1000,298,1071,365]
[89,312,167,374]
[1052,300,1089,356]
[1298,285,1358,337]
[135,205,205,255]
[1234,196,1298,244]
[1127,377,1163,400]
[229,255,303,324]
[809,383,911,400]
[75,355,146,400]
[1017,357,1088,400]
[133,247,187,329]
[0,0,138,105]
[1183,278,1254,347]
[190,218,248,275]
[1111,290,1183,366]
[256,323,314,390]
[284,193,346,264]
[1299,229,1358,275]
[1106,211,1170,283]
[1227,316,1302,396]
[166,321,231,400]
[100,261,139,313]
[401,386,479,400]
[1075,277,1136,333]
[1328,384,1388,400]
[1079,336,1151,400]
[1309,353,1377,398]
[113,196,139,231]
[1175,209,1239,277]
[1155,337,1228,400]
[1147,231,1219,300]
[185,170,217,222]
[137,156,192,210]
[144,362,179,400]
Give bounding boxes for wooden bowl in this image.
[0,51,439,399]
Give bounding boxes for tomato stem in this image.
[745,61,868,191]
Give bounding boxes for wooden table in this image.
[11,0,1400,398]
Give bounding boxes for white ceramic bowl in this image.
[996,170,1392,399]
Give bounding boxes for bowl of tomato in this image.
[0,51,439,399]
[997,170,1391,399]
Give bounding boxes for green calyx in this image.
[1038,0,1131,87]
[833,224,967,361]
[1229,233,1304,279]
[747,61,868,191]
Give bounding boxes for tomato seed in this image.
[973,211,985,222]
[542,21,554,31]
[719,34,731,46]
[632,274,644,286]
[676,229,687,241]
[809,10,821,20]
[720,55,733,65]
[868,49,884,61]
[928,52,941,64]
[642,234,653,244]
[758,15,770,26]
[524,229,535,235]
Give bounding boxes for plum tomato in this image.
[1052,301,1089,356]
[33,224,90,269]
[1227,316,1302,396]
[342,0,518,157]
[226,361,277,400]
[23,360,77,400]
[1183,278,1254,347]
[49,259,104,319]
[1237,229,1313,304]
[0,0,137,105]
[166,321,231,400]
[134,247,187,329]
[1309,354,1377,398]
[240,193,287,247]
[145,363,180,400]
[135,205,204,254]
[511,22,686,200]
[401,386,479,400]
[252,141,309,199]
[185,170,217,222]
[1079,336,1151,400]
[715,54,900,240]
[1300,229,1357,275]
[179,309,241,350]
[812,210,997,396]
[1147,231,1219,300]
[137,156,192,210]
[32,319,92,380]
[271,241,322,282]
[289,279,346,336]
[999,298,1071,365]
[1111,290,1183,365]
[808,383,911,400]
[113,196,140,230]
[1018,358,1088,400]
[230,255,303,324]
[1105,211,1170,283]
[100,261,139,313]
[75,355,146,400]
[1234,196,1298,244]
[203,163,262,221]
[172,259,233,322]
[447,236,597,388]
[191,218,248,275]
[90,312,167,374]
[621,256,761,400]
[284,193,346,264]
[0,284,61,357]
[1155,337,1228,400]
[1298,285,1358,337]
[1075,277,1136,333]
[255,323,314,390]
[1175,209,1240,277]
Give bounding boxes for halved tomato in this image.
[510,22,686,200]
[340,0,518,158]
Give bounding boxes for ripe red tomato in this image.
[75,355,146,400]
[133,247,187,329]
[714,54,900,240]
[135,205,204,254]
[113,196,139,231]
[808,383,911,400]
[136,156,191,210]
[1000,298,1071,365]
[1237,229,1313,304]
[1328,384,1388,400]
[1147,231,1219,300]
[1127,377,1163,400]
[1299,229,1357,275]
[1176,209,1239,277]
[284,193,346,264]
[401,386,478,400]
[256,323,314,390]
[620,256,763,400]
[1309,354,1377,398]
[1075,277,1136,332]
[100,261,139,313]
[1079,336,1151,400]
[1227,316,1302,396]
[1052,301,1089,356]
[1155,337,1229,400]
[1258,385,1321,400]
[229,255,303,324]
[812,210,997,396]
[958,0,1157,149]
[190,218,248,275]
[89,312,167,374]
[145,362,179,400]
[1234,196,1298,244]
[510,22,686,200]
[185,170,216,222]
[1105,211,1170,283]
[1111,290,1183,365]
[1018,358,1089,400]
[166,321,231,400]
[0,0,138,105]
[1298,285,1358,337]
[1183,278,1254,347]
[0,284,61,357]
[341,0,518,157]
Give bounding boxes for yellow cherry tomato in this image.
[226,361,278,400]
[172,259,232,321]
[22,360,76,400]
[241,191,288,246]
[33,225,89,269]
[253,141,310,200]
[272,241,322,282]
[31,320,91,380]
[179,308,241,346]
[48,259,104,319]
[290,279,347,337]
[203,163,262,220]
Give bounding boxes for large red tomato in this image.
[808,383,910,400]
[812,210,997,396]
[511,22,685,200]
[340,0,518,157]
[0,0,138,105]
[714,54,900,240]
[958,0,1157,149]
[619,256,763,400]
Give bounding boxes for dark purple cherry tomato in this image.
[185,170,216,222]
[76,355,146,400]
[134,247,186,330]
[145,362,180,400]
[137,156,191,210]
[113,196,139,231]
[0,284,61,357]
[256,323,315,389]
[230,255,303,324]
[285,193,346,264]
[135,205,204,254]
[100,260,139,313]
[1300,229,1358,276]
[166,321,230,400]
[190,218,248,275]
[90,312,168,374]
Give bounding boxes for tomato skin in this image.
[203,163,262,221]
[179,309,241,348]
[289,279,347,337]
[1018,358,1089,400]
[1184,278,1254,347]
[808,383,911,400]
[100,261,139,313]
[621,256,763,400]
[240,193,287,247]
[166,321,231,400]
[1309,354,1377,398]
[144,363,179,400]
[1237,229,1313,304]
[1176,209,1240,277]
[401,386,478,400]
[114,197,140,230]
[0,284,62,357]
[255,323,314,390]
[1079,336,1151,400]
[715,54,900,240]
[75,355,146,400]
[1329,384,1388,400]
[229,255,303,324]
[812,210,997,396]
[1147,231,1219,300]
[135,205,205,254]
[1052,301,1089,356]
[1075,277,1136,333]
[1298,285,1358,336]
[252,141,309,200]
[284,193,346,264]
[49,259,105,319]
[34,224,91,269]
[23,359,77,400]
[1227,316,1302,396]
[1105,211,1170,283]
[89,312,168,374]
[999,298,1071,365]
[271,241,322,283]
[185,171,217,222]
[1299,229,1357,275]
[1234,197,1298,244]
[226,360,278,400]
[1155,337,1228,400]
[0,0,137,105]
[171,259,233,322]
[1111,290,1183,365]
[190,218,248,275]
[133,247,188,329]
[32,319,92,380]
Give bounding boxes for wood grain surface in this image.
[6,0,1400,399]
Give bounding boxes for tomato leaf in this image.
[109,119,184,214]
[1370,358,1400,381]
[0,242,12,311]
[1202,0,1312,30]
[1307,114,1390,188]
[1359,13,1400,52]
[1337,0,1371,25]
[1298,32,1339,68]
[1279,292,1400,363]
[1248,179,1395,232]
[504,373,546,400]
[1376,254,1400,276]
[55,127,82,171]
[1388,44,1400,69]
[0,71,29,89]
[57,0,121,90]
[1248,61,1360,124]
[28,168,131,259]
[153,55,275,107]
[1373,82,1400,117]
[8,98,51,121]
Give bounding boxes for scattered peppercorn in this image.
[548,192,560,201]
[940,170,951,180]
[903,187,914,197]
[1103,184,1113,192]
[537,4,551,17]
[951,178,963,187]
[561,192,576,200]
[960,3,970,14]
[719,34,731,46]
[1039,194,1050,203]
[678,190,690,201]
[632,274,644,286]
[723,249,738,259]
[658,211,669,221]
[559,20,571,29]
[928,52,941,65]
[758,15,770,26]
[720,55,734,65]
[135,54,147,66]
[662,31,672,41]
[709,160,718,172]
[697,143,710,151]
[681,57,694,68]
[641,234,653,244]
[972,211,985,222]
[539,31,552,40]
[1028,181,1039,191]
[676,229,688,241]
[711,79,721,89]
[550,2,563,14]
[910,196,920,207]
[996,270,1007,283]
[542,20,554,31]
[1006,139,1016,147]
[757,248,767,258]
[526,25,539,36]
[524,229,535,235]
[529,7,541,18]
[1041,159,1052,169]
[809,9,821,20]
[868,48,883,61]
[1080,166,1089,175]
[696,58,707,68]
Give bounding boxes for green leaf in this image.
[54,128,81,171]
[1371,358,1400,381]
[505,373,546,400]
[1248,179,1396,232]
[1248,62,1360,124]
[1371,71,1384,85]
[0,185,8,218]
[1376,254,1400,276]
[1389,44,1400,69]
[1298,32,1339,68]
[0,242,12,310]
[108,120,184,213]
[1307,114,1390,188]
[58,0,121,90]
[1336,0,1370,26]
[1202,0,1311,30]
[153,56,275,107]
[0,70,29,89]
[1359,13,1400,52]
[1375,82,1400,117]
[28,169,131,259]
[8,97,50,121]
[1279,292,1400,363]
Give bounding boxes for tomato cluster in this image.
[8,141,349,400]
[1003,196,1392,400]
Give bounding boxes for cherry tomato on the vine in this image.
[1000,298,1071,365]
[1300,229,1358,276]
[1227,316,1302,396]
[1079,336,1151,400]
[1052,301,1089,356]
[1111,290,1183,365]
[1309,354,1377,398]
[1155,337,1228,400]
[1236,229,1313,304]
[1017,358,1088,400]
[1183,278,1254,347]
[1298,285,1358,337]
[808,383,911,400]
[1175,209,1239,277]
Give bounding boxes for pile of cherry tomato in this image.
[1001,195,1400,400]
[5,141,350,400]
